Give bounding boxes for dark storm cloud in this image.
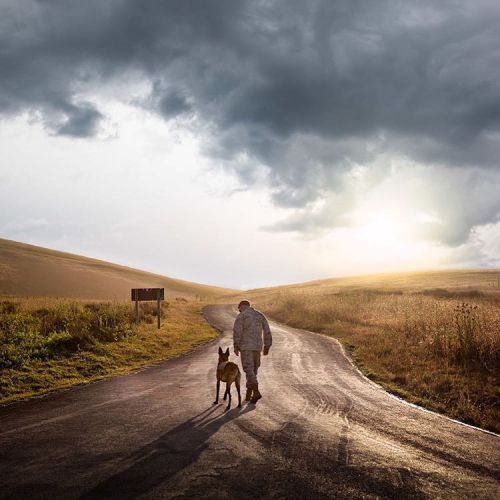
[1,0,500,240]
[53,101,103,137]
[158,92,192,118]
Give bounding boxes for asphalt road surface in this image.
[0,304,499,499]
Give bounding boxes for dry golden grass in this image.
[0,296,218,404]
[237,270,500,433]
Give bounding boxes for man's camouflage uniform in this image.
[233,307,272,388]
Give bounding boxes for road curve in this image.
[0,304,498,499]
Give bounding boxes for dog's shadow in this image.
[82,404,255,499]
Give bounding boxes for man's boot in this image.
[245,385,253,402]
[250,384,262,404]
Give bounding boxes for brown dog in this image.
[213,347,242,411]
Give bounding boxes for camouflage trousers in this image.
[240,350,261,387]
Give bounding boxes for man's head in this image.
[238,300,250,312]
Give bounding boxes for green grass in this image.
[0,297,218,404]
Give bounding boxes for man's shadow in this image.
[82,403,255,499]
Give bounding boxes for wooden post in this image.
[157,290,161,329]
[135,290,139,324]
[131,288,164,329]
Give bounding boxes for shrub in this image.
[453,303,479,367]
[0,300,138,369]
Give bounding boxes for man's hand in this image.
[263,346,270,356]
[234,347,240,356]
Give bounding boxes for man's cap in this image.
[238,300,250,307]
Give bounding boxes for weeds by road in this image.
[0,297,218,404]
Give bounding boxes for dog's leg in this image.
[225,382,231,411]
[236,373,242,408]
[213,379,220,405]
[223,386,228,401]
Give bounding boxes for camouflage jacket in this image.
[233,307,272,351]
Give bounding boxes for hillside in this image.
[0,238,234,300]
[245,268,500,297]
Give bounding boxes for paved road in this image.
[0,304,498,499]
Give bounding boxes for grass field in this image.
[237,270,500,433]
[0,296,219,404]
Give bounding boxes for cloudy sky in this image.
[1,0,499,289]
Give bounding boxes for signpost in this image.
[131,288,165,329]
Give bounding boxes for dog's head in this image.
[218,346,230,362]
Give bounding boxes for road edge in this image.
[261,310,499,438]
[0,309,224,409]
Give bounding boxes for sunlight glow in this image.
[341,194,446,272]
[356,212,410,246]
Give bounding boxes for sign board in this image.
[131,288,164,301]
[131,288,165,329]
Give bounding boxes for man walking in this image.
[233,300,272,404]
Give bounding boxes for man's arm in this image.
[262,314,272,354]
[233,315,242,356]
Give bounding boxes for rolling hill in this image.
[0,238,234,300]
[246,268,500,297]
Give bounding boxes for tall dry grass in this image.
[262,290,500,368]
[252,288,500,431]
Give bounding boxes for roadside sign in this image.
[131,288,165,301]
[131,288,165,329]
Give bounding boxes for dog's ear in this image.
[218,346,223,355]
[225,347,229,355]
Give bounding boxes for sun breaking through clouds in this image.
[1,0,499,287]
